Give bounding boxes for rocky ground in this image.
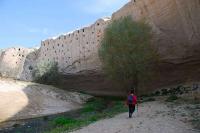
[71,99,200,133]
[0,78,91,128]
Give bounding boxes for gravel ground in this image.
[71,101,199,133]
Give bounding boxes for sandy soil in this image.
[0,78,90,127]
[71,101,199,133]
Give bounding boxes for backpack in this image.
[128,95,137,105]
[128,95,133,104]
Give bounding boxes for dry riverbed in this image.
[0,78,91,128]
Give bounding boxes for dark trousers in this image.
[128,104,135,118]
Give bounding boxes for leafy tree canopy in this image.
[99,16,158,91]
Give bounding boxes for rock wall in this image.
[20,49,39,81]
[112,0,200,62]
[0,48,36,79]
[111,0,200,95]
[60,0,200,95]
[0,18,110,81]
[38,18,110,74]
[0,0,199,96]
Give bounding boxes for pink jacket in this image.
[126,94,137,105]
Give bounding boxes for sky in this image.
[0,0,129,49]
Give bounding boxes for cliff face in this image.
[111,0,200,94]
[38,18,110,74]
[0,0,199,95]
[112,0,200,62]
[20,49,39,81]
[0,48,36,79]
[0,18,110,81]
[61,0,200,95]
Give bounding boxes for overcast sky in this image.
[0,0,129,49]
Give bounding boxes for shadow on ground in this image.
[0,79,89,132]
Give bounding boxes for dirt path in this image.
[71,101,199,133]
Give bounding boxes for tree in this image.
[99,16,159,94]
[33,61,62,85]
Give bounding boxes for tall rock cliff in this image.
[112,0,200,62]
[0,18,111,81]
[0,48,36,79]
[38,18,110,74]
[111,0,200,94]
[0,0,199,95]
[54,0,200,96]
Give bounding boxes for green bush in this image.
[161,89,169,96]
[165,95,178,102]
[80,98,107,113]
[47,97,127,133]
[33,61,62,85]
[53,117,78,126]
[99,16,159,91]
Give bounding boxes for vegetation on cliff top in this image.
[99,16,159,92]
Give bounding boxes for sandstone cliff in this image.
[0,48,37,79]
[38,18,110,75]
[112,0,200,62]
[107,0,200,94]
[61,0,200,95]
[0,0,199,96]
[0,18,111,81]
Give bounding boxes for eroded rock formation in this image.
[38,18,110,74]
[112,0,200,62]
[0,0,199,95]
[0,18,111,81]
[0,48,37,80]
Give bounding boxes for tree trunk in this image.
[132,72,138,95]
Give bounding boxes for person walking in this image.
[127,89,137,118]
